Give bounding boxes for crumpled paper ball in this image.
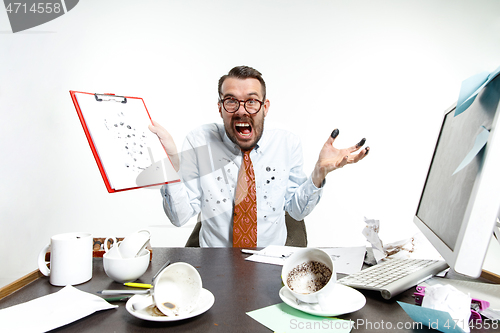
[421,284,472,333]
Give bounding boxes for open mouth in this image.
[235,122,253,139]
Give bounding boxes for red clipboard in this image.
[70,90,180,193]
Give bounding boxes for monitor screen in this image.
[414,75,500,278]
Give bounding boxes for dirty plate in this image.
[125,288,215,322]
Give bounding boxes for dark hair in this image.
[218,66,266,100]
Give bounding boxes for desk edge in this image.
[0,270,43,300]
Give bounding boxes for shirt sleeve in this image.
[160,134,203,227]
[284,135,324,221]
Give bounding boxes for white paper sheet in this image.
[0,285,117,333]
[243,245,366,275]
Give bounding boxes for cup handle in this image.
[104,237,117,252]
[137,229,151,239]
[37,244,51,277]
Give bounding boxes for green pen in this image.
[103,296,131,302]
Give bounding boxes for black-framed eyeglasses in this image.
[219,97,264,114]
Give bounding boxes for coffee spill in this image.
[143,303,179,317]
[145,304,166,317]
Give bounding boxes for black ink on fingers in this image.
[331,129,339,139]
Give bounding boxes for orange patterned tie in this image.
[233,150,257,247]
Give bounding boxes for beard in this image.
[224,115,265,151]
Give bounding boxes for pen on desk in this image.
[97,289,150,295]
[124,282,153,289]
[103,296,131,302]
[240,249,289,258]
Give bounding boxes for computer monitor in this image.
[414,75,500,278]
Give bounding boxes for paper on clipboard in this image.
[70,91,180,192]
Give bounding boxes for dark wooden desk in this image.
[0,248,495,332]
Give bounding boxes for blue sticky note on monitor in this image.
[398,302,466,333]
[453,126,490,175]
[455,66,500,117]
[455,71,490,117]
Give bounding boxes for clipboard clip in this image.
[94,93,127,104]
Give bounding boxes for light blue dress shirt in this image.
[161,123,323,247]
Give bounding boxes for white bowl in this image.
[103,250,150,283]
[153,262,202,316]
[281,248,336,303]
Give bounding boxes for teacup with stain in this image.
[153,262,202,316]
[282,248,336,303]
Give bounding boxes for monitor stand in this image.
[481,224,500,283]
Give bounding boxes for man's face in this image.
[218,77,269,151]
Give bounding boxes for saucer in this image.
[126,288,215,322]
[279,284,366,317]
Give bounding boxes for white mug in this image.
[37,232,93,286]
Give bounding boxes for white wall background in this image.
[1,0,500,287]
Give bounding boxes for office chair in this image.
[185,212,307,247]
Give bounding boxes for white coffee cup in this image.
[119,230,150,258]
[153,262,202,316]
[37,232,93,286]
[281,248,336,303]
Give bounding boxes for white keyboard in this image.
[338,258,448,299]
